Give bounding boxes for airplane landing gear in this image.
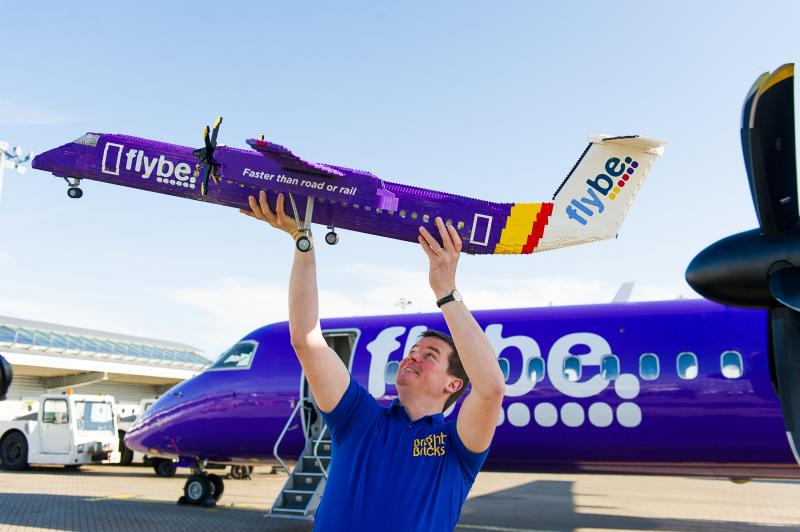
[288,193,315,253]
[178,464,224,507]
[63,177,83,199]
[296,235,312,252]
[325,228,339,246]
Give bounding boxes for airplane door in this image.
[301,330,358,440]
[40,398,72,454]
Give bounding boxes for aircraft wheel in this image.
[229,464,253,480]
[153,458,177,478]
[296,236,313,252]
[325,231,339,245]
[208,474,225,501]
[183,474,212,505]
[0,432,29,471]
[64,464,82,471]
[67,187,83,199]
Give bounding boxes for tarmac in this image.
[0,464,799,531]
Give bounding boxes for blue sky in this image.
[1,2,798,359]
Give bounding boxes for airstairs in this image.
[268,399,332,519]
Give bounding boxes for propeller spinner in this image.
[685,64,800,463]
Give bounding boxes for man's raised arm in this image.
[241,192,349,413]
[419,218,505,453]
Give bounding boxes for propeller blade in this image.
[0,354,12,400]
[203,125,212,153]
[769,265,800,311]
[199,164,211,196]
[740,72,770,214]
[210,116,223,147]
[770,307,800,466]
[747,64,797,238]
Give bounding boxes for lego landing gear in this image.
[288,193,316,252]
[325,227,339,245]
[64,177,83,199]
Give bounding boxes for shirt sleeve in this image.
[448,422,491,484]
[319,376,381,444]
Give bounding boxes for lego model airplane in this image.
[32,123,664,254]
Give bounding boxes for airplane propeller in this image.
[193,116,223,196]
[685,64,800,462]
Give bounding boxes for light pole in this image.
[395,298,412,313]
[0,141,34,203]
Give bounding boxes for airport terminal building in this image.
[0,315,209,421]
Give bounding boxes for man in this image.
[242,191,505,531]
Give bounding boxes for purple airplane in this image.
[122,65,800,515]
[31,119,664,255]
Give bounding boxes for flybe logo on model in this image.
[566,156,639,226]
[101,142,197,190]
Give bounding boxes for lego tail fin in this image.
[533,135,665,253]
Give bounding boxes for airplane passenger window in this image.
[209,341,258,371]
[563,355,582,382]
[527,357,545,382]
[422,214,430,222]
[677,352,698,380]
[497,358,510,382]
[639,353,660,380]
[600,354,620,380]
[384,361,400,385]
[721,351,743,379]
[400,210,407,218]
[457,221,465,230]
[411,212,418,220]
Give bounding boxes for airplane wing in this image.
[246,138,345,178]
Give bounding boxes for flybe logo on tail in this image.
[565,156,639,226]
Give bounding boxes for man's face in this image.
[396,336,460,405]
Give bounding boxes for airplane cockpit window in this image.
[600,354,620,380]
[677,352,698,380]
[721,351,743,379]
[527,357,545,383]
[73,133,100,147]
[563,355,582,382]
[498,358,510,382]
[384,361,400,385]
[639,353,660,381]
[209,341,258,371]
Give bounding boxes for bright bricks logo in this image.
[565,156,639,226]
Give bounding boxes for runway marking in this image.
[457,525,557,532]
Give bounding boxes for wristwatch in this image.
[436,289,463,308]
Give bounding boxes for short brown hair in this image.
[420,330,469,411]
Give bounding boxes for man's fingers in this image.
[258,191,275,221]
[418,226,442,252]
[447,223,463,252]
[435,217,455,253]
[247,196,267,221]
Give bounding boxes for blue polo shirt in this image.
[313,377,490,532]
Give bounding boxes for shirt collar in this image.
[389,399,445,425]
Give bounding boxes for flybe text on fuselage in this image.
[100,143,197,190]
[565,155,640,225]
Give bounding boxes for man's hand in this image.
[418,217,463,299]
[240,191,302,239]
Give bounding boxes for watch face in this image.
[452,289,462,302]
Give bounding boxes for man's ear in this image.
[446,377,463,394]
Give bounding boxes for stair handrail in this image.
[312,424,331,479]
[273,398,308,476]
